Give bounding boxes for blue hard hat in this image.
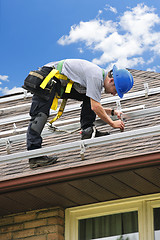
[113,65,134,98]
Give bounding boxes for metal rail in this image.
[0,90,32,104]
[0,104,145,138]
[0,85,160,118]
[0,106,159,148]
[122,106,160,120]
[0,103,31,115]
[0,124,159,164]
[1,85,159,126]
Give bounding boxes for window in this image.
[154,208,160,240]
[65,193,160,240]
[79,211,138,240]
[147,199,160,240]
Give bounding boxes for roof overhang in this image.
[0,152,160,194]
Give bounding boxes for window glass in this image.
[78,211,139,240]
[154,208,160,240]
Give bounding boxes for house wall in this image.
[0,206,64,240]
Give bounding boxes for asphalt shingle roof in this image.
[0,68,160,181]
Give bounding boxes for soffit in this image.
[0,163,160,216]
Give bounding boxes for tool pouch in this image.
[22,67,56,100]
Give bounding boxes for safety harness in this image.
[40,60,106,124]
[40,60,74,124]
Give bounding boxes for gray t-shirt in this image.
[44,59,106,102]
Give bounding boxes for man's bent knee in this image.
[30,112,47,135]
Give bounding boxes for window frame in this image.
[65,193,160,240]
[147,199,160,240]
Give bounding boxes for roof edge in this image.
[0,152,160,193]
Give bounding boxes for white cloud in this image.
[0,74,25,96]
[146,67,156,72]
[146,64,160,72]
[58,3,160,69]
[78,48,84,53]
[104,4,117,14]
[0,87,23,95]
[151,40,160,55]
[96,10,103,18]
[119,4,160,51]
[0,75,9,81]
[58,19,117,46]
[0,75,23,95]
[146,57,155,64]
[120,4,160,36]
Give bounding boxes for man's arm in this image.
[90,98,125,130]
[104,108,122,119]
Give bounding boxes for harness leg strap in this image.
[30,112,47,135]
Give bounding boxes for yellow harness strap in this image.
[40,69,68,90]
[50,93,59,110]
[40,60,74,123]
[55,73,67,81]
[65,80,74,93]
[40,69,59,89]
[50,79,73,111]
[50,79,73,112]
[49,99,67,124]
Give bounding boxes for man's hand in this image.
[112,110,125,131]
[111,119,125,131]
[90,99,125,131]
[114,110,122,119]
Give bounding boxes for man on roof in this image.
[23,59,134,168]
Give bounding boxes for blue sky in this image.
[0,0,160,96]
